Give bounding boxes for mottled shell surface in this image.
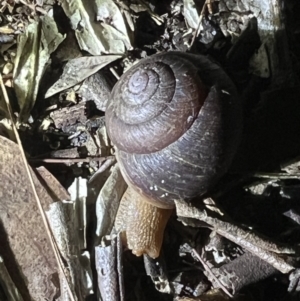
[106,52,242,208]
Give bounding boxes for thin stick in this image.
[0,74,76,301]
[192,248,234,298]
[253,172,300,179]
[175,199,296,274]
[189,0,209,49]
[110,67,120,80]
[30,155,115,164]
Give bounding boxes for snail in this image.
[105,51,242,258]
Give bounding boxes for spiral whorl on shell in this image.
[106,52,241,209]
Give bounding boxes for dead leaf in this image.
[95,234,124,301]
[95,164,127,238]
[183,0,200,30]
[0,136,61,300]
[95,0,132,50]
[45,55,121,98]
[61,0,106,55]
[46,177,94,300]
[13,15,65,122]
[61,0,131,55]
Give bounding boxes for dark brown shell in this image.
[106,52,242,209]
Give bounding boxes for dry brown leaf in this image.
[47,177,94,300]
[183,0,201,30]
[45,55,122,98]
[95,0,132,50]
[0,135,66,300]
[95,164,127,238]
[61,0,131,54]
[13,15,65,122]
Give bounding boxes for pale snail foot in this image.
[115,186,172,259]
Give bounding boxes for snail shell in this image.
[106,52,242,209]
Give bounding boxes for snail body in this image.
[106,52,242,258]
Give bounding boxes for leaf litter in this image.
[1,0,300,300]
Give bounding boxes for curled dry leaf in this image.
[61,0,106,55]
[95,234,125,301]
[183,0,201,30]
[95,0,132,50]
[13,15,65,122]
[61,0,131,55]
[0,136,63,300]
[45,55,121,98]
[46,177,94,300]
[96,164,127,238]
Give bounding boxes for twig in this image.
[253,172,300,179]
[29,155,115,164]
[110,67,120,80]
[192,248,234,298]
[0,74,76,301]
[175,199,296,274]
[189,0,209,49]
